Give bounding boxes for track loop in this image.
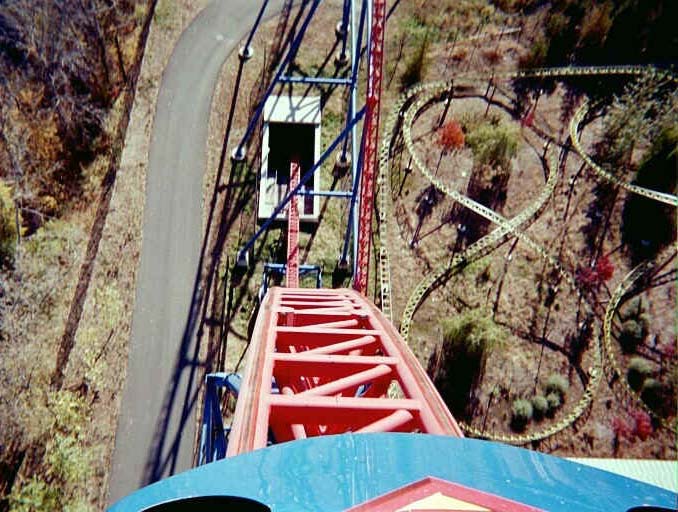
[376,65,676,443]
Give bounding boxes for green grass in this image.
[153,0,176,30]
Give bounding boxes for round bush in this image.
[545,374,569,399]
[546,392,561,415]
[627,357,653,391]
[619,319,644,353]
[511,399,533,431]
[619,297,645,321]
[531,395,549,420]
[640,378,664,413]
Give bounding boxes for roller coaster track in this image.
[602,249,678,431]
[226,287,463,456]
[375,65,676,443]
[569,102,678,207]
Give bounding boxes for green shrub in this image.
[466,121,519,171]
[428,308,504,418]
[459,110,502,134]
[640,378,664,413]
[511,399,533,431]
[531,395,549,420]
[8,477,60,512]
[47,433,92,483]
[154,0,177,30]
[546,392,561,415]
[402,14,440,43]
[0,182,20,265]
[627,357,653,391]
[619,319,645,353]
[545,374,569,399]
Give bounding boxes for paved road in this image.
[108,0,283,505]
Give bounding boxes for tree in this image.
[0,0,135,208]
[621,126,678,263]
[598,75,677,167]
[0,1,141,507]
[582,75,677,258]
[514,0,678,100]
[518,0,678,68]
[1,219,88,510]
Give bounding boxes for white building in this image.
[258,95,321,222]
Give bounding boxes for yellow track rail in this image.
[376,65,677,443]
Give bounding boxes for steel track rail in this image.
[569,102,678,207]
[375,65,676,443]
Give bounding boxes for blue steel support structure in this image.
[199,373,242,465]
[340,120,366,267]
[338,0,352,62]
[260,263,323,294]
[342,0,368,268]
[232,0,321,160]
[239,0,270,58]
[300,190,353,197]
[236,109,365,266]
[234,0,369,280]
[207,1,376,471]
[278,76,353,85]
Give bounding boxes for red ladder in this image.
[354,0,386,295]
[286,158,300,288]
[227,287,463,456]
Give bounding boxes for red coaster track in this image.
[227,287,463,456]
[354,0,386,295]
[286,158,300,288]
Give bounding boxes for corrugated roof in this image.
[567,458,678,492]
